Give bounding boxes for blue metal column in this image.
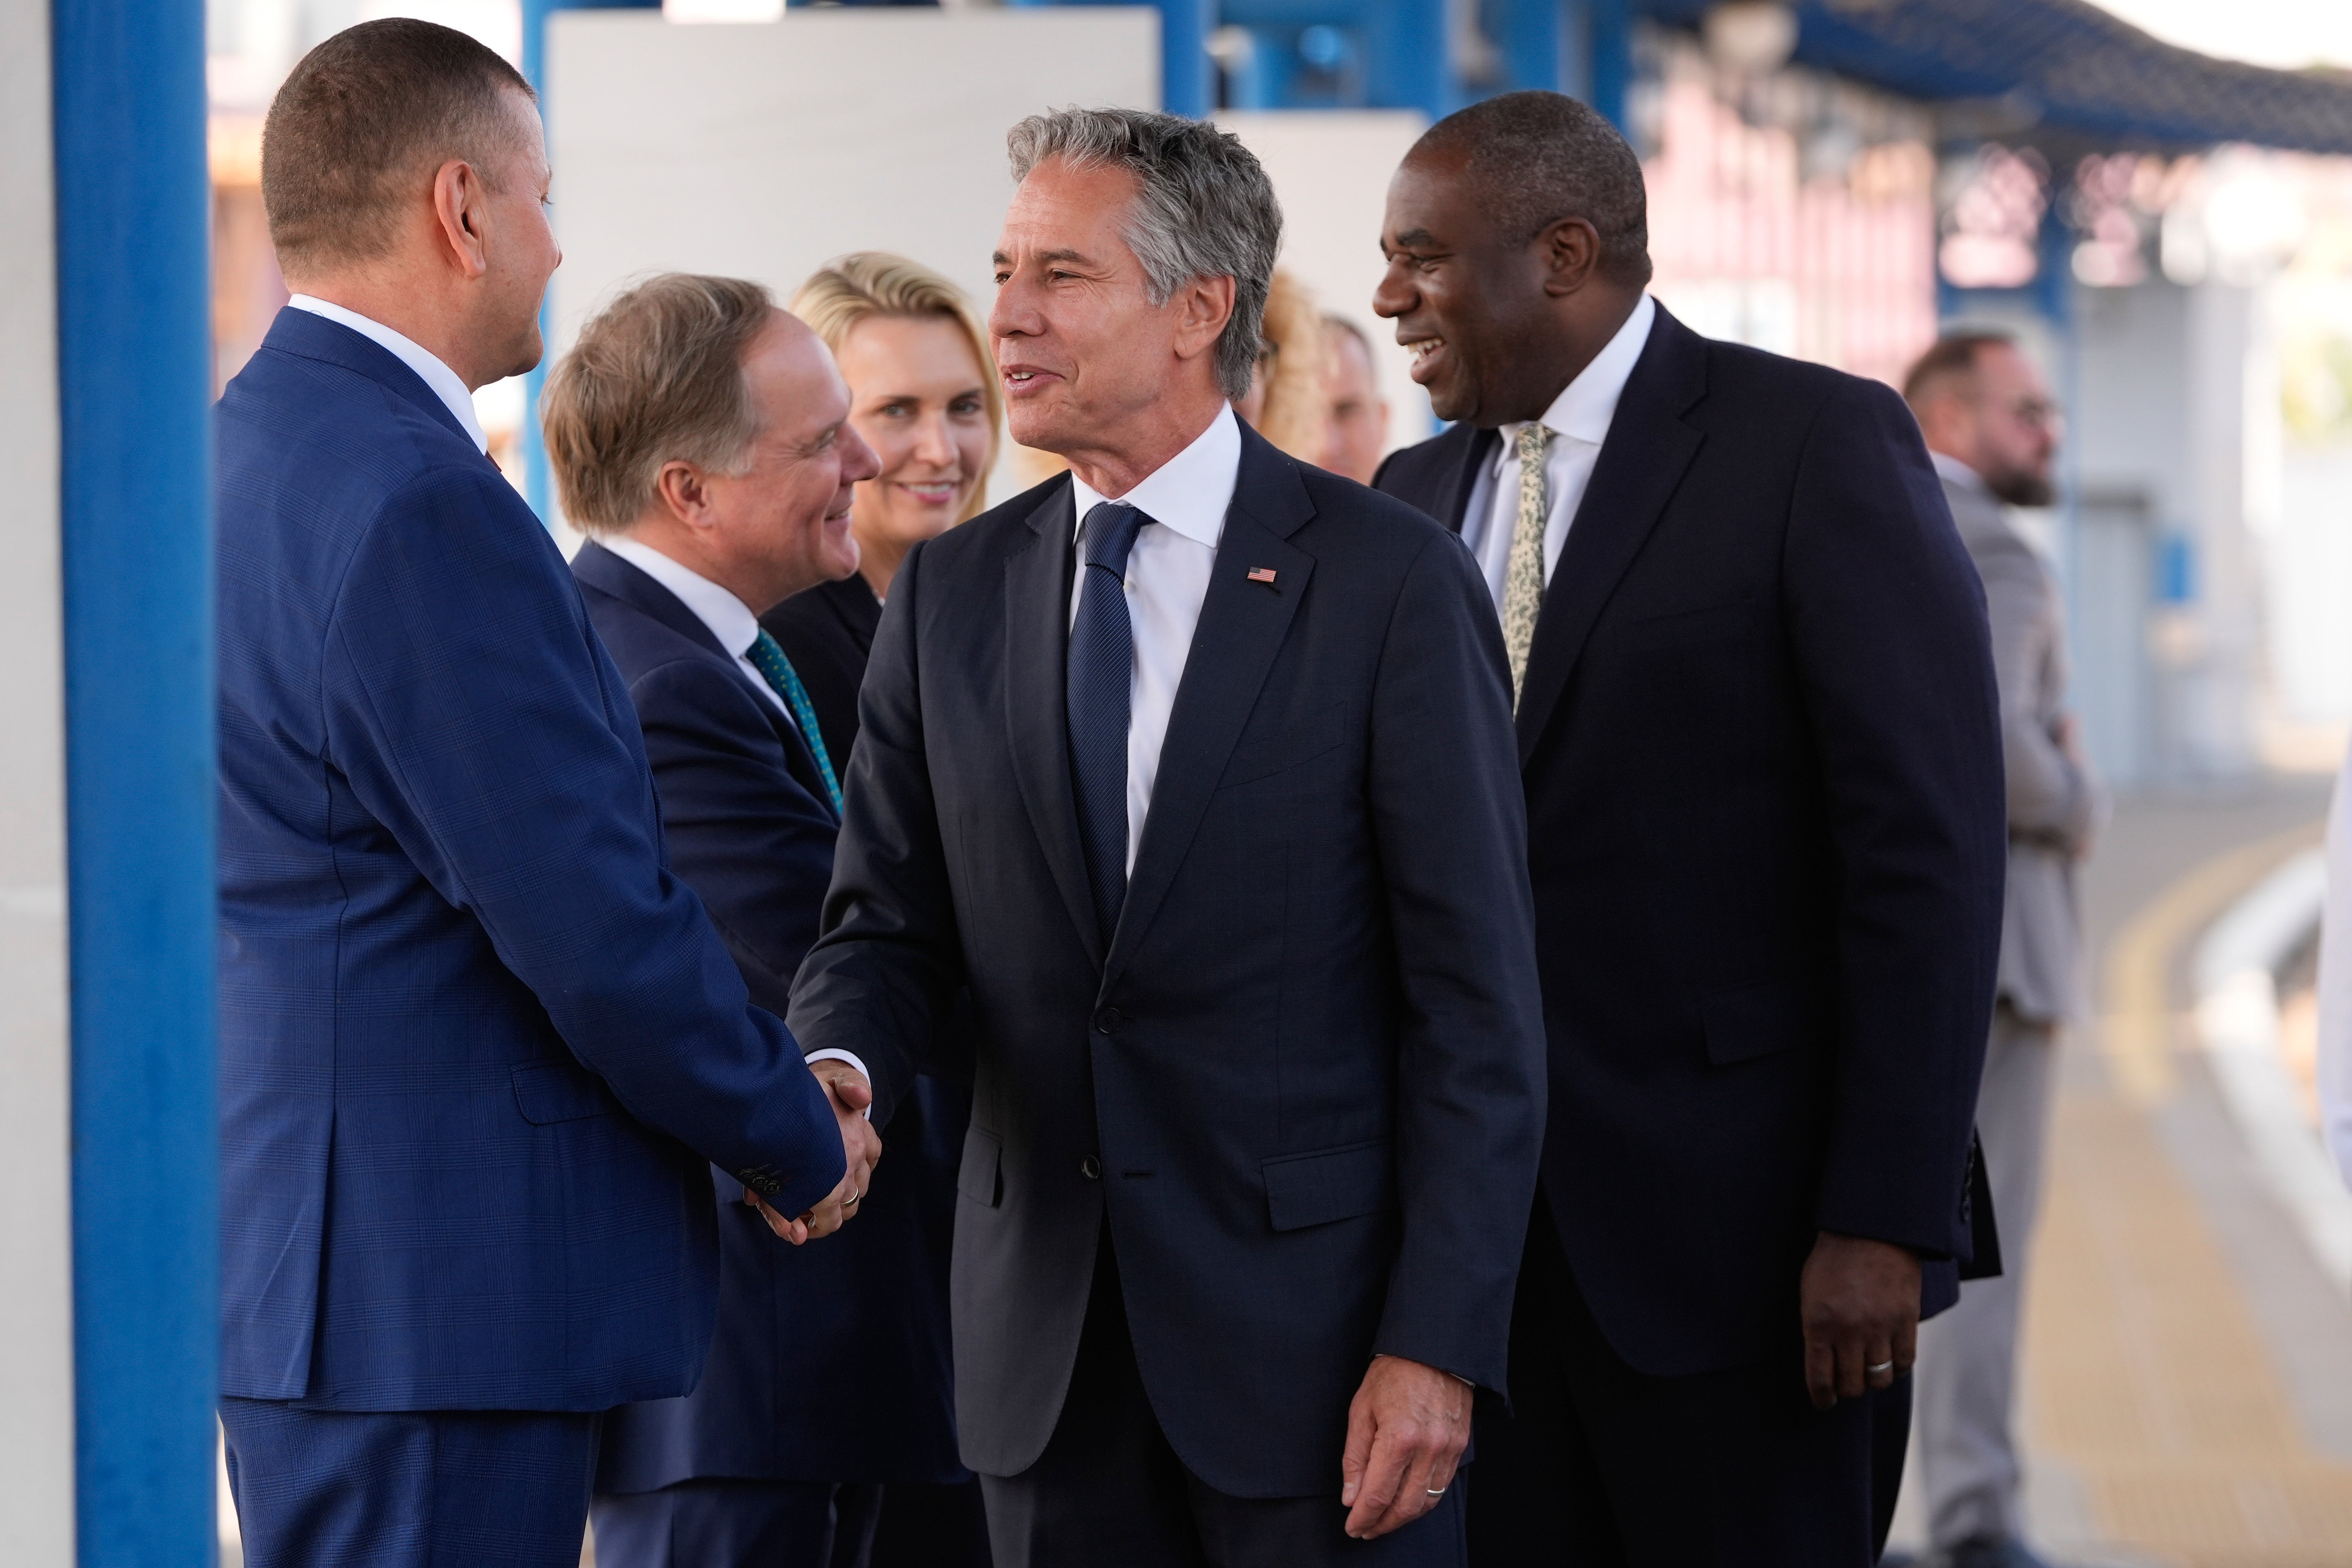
[1588,0,1632,128]
[519,0,661,521]
[1156,0,1213,117]
[50,0,219,1563]
[1364,0,1454,122]
[1496,0,1564,95]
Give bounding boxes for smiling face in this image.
[834,313,993,560]
[988,155,1230,486]
[1374,147,1573,427]
[696,313,881,612]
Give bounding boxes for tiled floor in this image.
[1914,779,2352,1567]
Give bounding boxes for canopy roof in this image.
[1643,0,2352,154]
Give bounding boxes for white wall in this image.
[1216,111,1436,456]
[0,0,77,1559]
[545,6,1158,515]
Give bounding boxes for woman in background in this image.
[1232,267,1329,462]
[762,252,1000,1568]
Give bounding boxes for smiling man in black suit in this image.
[1371,93,2007,1566]
[787,107,1546,1568]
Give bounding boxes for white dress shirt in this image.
[595,534,869,1094]
[1067,402,1242,875]
[286,294,488,455]
[598,535,793,726]
[1459,293,1656,613]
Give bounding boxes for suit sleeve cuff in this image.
[803,1048,874,1119]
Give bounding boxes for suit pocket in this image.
[958,1127,1004,1208]
[510,1060,624,1124]
[1699,979,1820,1067]
[1219,703,1346,788]
[1263,1139,1395,1232]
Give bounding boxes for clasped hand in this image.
[747,1060,883,1245]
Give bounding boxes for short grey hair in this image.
[1007,107,1282,401]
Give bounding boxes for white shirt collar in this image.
[286,294,488,454]
[1930,451,1989,495]
[1069,402,1242,551]
[598,534,763,664]
[1494,293,1656,471]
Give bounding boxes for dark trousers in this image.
[981,1236,1466,1568]
[872,1478,994,1568]
[219,1397,601,1568]
[1468,1199,1909,1567]
[593,1477,883,1568]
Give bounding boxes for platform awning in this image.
[1642,0,2352,154]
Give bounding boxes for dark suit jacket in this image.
[214,308,843,1411]
[573,542,963,1489]
[1375,304,2006,1377]
[788,422,1547,1497]
[762,572,883,764]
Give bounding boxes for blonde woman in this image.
[1232,267,1328,462]
[763,252,1000,762]
[759,252,998,1568]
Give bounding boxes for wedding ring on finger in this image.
[1866,1360,1895,1376]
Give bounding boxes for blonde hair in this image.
[791,253,1002,524]
[541,272,774,535]
[1253,269,1328,462]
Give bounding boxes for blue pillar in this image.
[50,0,219,1564]
[1364,0,1454,121]
[1496,0,1564,95]
[1157,0,1213,117]
[1587,0,1631,128]
[519,0,662,522]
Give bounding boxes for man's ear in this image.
[1537,217,1603,298]
[1172,273,1238,363]
[653,460,714,530]
[431,158,492,281]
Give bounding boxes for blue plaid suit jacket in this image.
[215,307,844,1411]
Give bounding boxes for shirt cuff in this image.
[803,1048,873,1119]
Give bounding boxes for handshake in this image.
[745,1058,885,1245]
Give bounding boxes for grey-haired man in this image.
[786,108,1546,1566]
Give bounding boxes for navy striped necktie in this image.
[1067,501,1150,941]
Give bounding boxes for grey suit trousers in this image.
[1911,1002,2059,1547]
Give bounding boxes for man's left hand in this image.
[1339,1353,1471,1540]
[1799,1230,1920,1410]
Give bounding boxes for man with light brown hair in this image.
[216,26,869,1568]
[543,274,951,1568]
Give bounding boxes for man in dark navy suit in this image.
[787,107,1546,1568]
[214,26,869,1568]
[542,273,973,1568]
[1368,93,2006,1566]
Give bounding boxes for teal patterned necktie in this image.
[746,629,842,815]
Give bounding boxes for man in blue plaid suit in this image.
[213,23,876,1567]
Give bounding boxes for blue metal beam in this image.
[1588,0,1631,129]
[50,0,218,1563]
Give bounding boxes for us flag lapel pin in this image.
[1246,567,1279,587]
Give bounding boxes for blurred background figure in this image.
[1231,266,1328,459]
[1318,313,1391,484]
[763,251,1001,1568]
[1900,331,2105,1568]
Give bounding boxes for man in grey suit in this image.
[1900,332,2106,1568]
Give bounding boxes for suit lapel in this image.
[1002,480,1106,966]
[1446,425,1500,533]
[1513,308,1707,766]
[1106,430,1314,985]
[575,541,837,822]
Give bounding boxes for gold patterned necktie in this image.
[1500,423,1554,707]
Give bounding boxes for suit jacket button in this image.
[1081,1154,1102,1180]
[1094,1007,1125,1034]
